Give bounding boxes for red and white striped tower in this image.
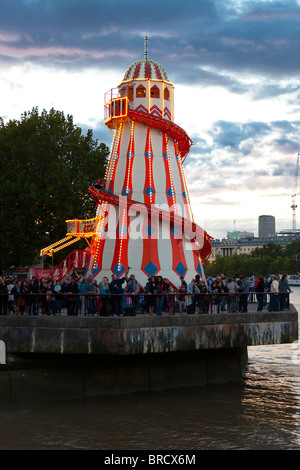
[87,37,212,286]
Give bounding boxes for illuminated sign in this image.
[66,217,100,237]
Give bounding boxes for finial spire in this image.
[144,35,148,61]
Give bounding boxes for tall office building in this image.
[258,215,276,238]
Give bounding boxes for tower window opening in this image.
[151,85,160,98]
[120,86,133,102]
[128,86,134,101]
[136,85,146,98]
[164,87,170,100]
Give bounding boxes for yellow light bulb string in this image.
[93,123,123,268]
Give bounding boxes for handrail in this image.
[47,249,90,281]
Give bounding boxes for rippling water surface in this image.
[0,289,300,450]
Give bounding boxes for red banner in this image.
[31,268,53,279]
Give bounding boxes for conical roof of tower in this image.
[122,59,169,82]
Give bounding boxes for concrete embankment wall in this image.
[0,308,297,405]
[0,348,248,406]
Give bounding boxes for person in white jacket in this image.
[268,275,279,311]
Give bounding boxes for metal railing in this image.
[0,291,291,316]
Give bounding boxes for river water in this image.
[0,290,299,451]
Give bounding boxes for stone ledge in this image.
[0,308,297,355]
[0,306,297,328]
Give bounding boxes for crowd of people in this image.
[0,270,292,317]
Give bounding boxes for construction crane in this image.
[291,153,300,232]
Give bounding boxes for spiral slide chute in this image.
[128,109,193,163]
[89,182,212,264]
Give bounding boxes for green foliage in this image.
[205,239,300,277]
[0,107,109,271]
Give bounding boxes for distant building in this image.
[227,231,254,239]
[210,234,298,261]
[259,215,276,238]
[210,214,300,261]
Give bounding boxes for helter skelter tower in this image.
[87,38,212,286]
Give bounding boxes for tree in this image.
[251,242,284,259]
[205,240,300,277]
[0,107,109,271]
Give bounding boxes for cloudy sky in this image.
[1,0,300,240]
